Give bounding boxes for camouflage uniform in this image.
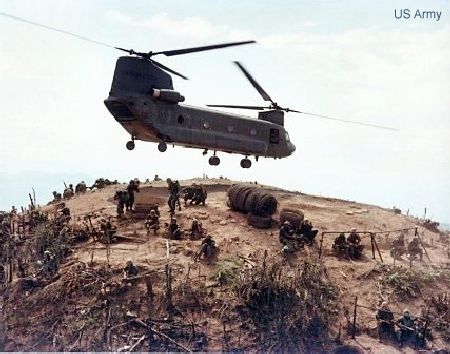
[145,210,160,235]
[407,237,423,261]
[199,235,215,264]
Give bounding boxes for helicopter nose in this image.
[290,142,296,153]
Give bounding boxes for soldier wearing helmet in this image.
[123,260,139,279]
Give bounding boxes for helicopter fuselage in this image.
[104,56,295,167]
[105,95,295,158]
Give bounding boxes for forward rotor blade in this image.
[150,59,188,80]
[153,40,256,56]
[206,104,268,110]
[288,109,398,131]
[234,61,274,103]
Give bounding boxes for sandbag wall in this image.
[227,184,278,228]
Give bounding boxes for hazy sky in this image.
[0,0,449,222]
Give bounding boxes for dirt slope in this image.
[3,178,450,352]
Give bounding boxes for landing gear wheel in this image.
[240,158,252,168]
[126,141,135,151]
[158,142,167,152]
[208,156,220,166]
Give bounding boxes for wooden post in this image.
[318,232,325,259]
[370,233,376,260]
[145,276,154,351]
[352,296,358,339]
[372,234,384,263]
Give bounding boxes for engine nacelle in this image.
[152,88,185,103]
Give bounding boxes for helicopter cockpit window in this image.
[269,128,280,144]
[285,131,290,142]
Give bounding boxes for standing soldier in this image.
[407,237,423,261]
[126,180,139,212]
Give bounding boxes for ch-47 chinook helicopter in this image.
[105,43,396,168]
[0,12,396,168]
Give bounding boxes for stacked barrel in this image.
[227,184,278,228]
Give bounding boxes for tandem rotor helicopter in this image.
[2,13,397,169]
[106,42,395,168]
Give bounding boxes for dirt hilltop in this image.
[1,178,450,352]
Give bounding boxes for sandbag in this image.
[247,213,273,229]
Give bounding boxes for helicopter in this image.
[105,41,297,169]
[1,12,397,169]
[105,43,396,168]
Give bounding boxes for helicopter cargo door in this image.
[104,100,135,122]
[269,128,280,144]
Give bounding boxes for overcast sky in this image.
[0,0,449,222]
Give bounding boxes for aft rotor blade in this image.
[288,109,398,131]
[153,40,256,56]
[150,59,189,80]
[206,104,268,110]
[234,61,274,103]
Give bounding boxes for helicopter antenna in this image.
[0,12,256,80]
[207,61,398,131]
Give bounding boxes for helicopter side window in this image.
[227,125,234,132]
[178,115,184,124]
[250,128,257,136]
[203,122,210,130]
[269,128,279,144]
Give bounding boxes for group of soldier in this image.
[390,233,424,261]
[332,229,365,260]
[376,302,428,348]
[279,218,319,255]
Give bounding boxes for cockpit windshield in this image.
[285,131,290,142]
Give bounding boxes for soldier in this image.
[167,179,182,214]
[43,250,58,277]
[144,209,160,235]
[279,221,303,252]
[199,235,216,264]
[376,302,395,342]
[407,237,423,261]
[63,185,74,199]
[397,309,417,347]
[126,180,139,211]
[75,181,87,193]
[167,218,182,240]
[391,233,406,258]
[52,191,62,202]
[123,260,139,279]
[333,233,348,258]
[299,219,318,244]
[100,218,116,243]
[347,228,364,259]
[189,218,203,240]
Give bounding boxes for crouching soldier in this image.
[299,219,318,244]
[332,233,348,258]
[123,260,139,283]
[397,309,417,347]
[391,233,406,258]
[199,235,216,264]
[189,218,204,240]
[167,218,182,240]
[145,209,160,235]
[347,228,364,259]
